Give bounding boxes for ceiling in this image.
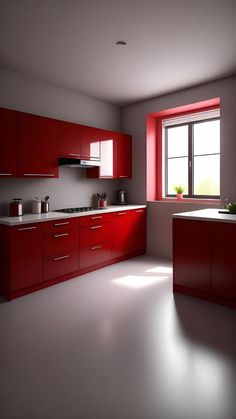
[0,0,236,106]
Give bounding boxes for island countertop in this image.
[173,208,236,224]
[0,205,146,226]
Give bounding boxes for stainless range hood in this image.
[59,157,101,168]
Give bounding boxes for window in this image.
[163,109,220,198]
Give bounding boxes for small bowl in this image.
[228,202,236,214]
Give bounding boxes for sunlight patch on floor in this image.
[112,275,168,289]
[146,266,173,274]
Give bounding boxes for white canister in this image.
[32,199,41,214]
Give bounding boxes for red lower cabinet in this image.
[44,250,79,281]
[11,224,43,292]
[211,222,236,300]
[80,242,112,269]
[173,218,236,308]
[80,222,112,248]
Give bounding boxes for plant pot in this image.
[176,193,183,200]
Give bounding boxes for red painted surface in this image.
[80,222,112,248]
[18,113,59,178]
[43,218,79,234]
[79,212,113,226]
[80,125,100,160]
[116,133,132,179]
[80,241,112,269]
[146,98,220,200]
[58,121,81,156]
[11,224,43,291]
[173,218,236,309]
[44,249,79,281]
[44,229,79,257]
[173,219,211,292]
[211,222,236,300]
[129,209,147,253]
[0,108,18,177]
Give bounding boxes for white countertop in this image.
[0,205,146,226]
[173,208,236,224]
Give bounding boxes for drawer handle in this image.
[91,245,102,250]
[118,212,127,216]
[53,233,69,238]
[136,210,144,213]
[54,222,69,226]
[0,173,12,176]
[68,153,81,156]
[119,175,128,178]
[23,173,55,177]
[90,216,102,220]
[17,226,37,231]
[53,255,70,261]
[90,225,102,230]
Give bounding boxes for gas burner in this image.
[54,206,106,213]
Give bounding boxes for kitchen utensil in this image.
[9,199,23,217]
[32,197,41,214]
[116,190,127,205]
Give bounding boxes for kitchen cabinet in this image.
[80,125,100,160]
[173,219,211,292]
[211,222,236,300]
[0,107,18,177]
[129,209,147,253]
[59,121,81,157]
[80,242,112,270]
[173,218,236,308]
[18,112,59,178]
[43,218,79,281]
[87,132,132,179]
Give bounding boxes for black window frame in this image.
[165,116,220,199]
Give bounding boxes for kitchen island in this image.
[172,209,236,309]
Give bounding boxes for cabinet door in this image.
[173,219,211,292]
[80,241,112,269]
[112,211,133,258]
[116,133,132,179]
[58,121,81,156]
[0,108,18,177]
[211,222,236,300]
[80,222,112,248]
[129,209,146,253]
[11,224,43,291]
[18,113,59,178]
[80,126,100,160]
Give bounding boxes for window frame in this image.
[164,115,220,199]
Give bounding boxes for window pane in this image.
[167,157,188,195]
[194,120,220,156]
[167,125,188,157]
[194,155,220,195]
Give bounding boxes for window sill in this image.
[148,198,220,205]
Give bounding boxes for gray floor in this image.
[1,255,236,419]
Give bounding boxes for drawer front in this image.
[43,217,79,234]
[44,229,79,257]
[44,249,79,281]
[80,222,112,248]
[80,241,112,269]
[79,212,113,226]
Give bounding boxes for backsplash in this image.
[0,168,121,216]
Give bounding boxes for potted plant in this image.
[173,184,185,200]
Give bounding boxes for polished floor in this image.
[0,255,236,419]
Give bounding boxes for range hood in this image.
[59,157,101,168]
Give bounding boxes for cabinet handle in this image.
[91,245,102,250]
[90,225,102,230]
[68,153,81,156]
[118,212,127,216]
[0,173,12,176]
[91,216,102,220]
[136,210,144,213]
[54,222,69,226]
[53,233,69,238]
[119,175,128,178]
[17,226,37,231]
[23,173,55,177]
[53,255,70,261]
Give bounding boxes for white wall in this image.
[0,68,121,215]
[121,76,236,259]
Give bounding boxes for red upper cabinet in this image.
[58,121,81,157]
[80,125,100,160]
[0,107,18,177]
[116,133,132,179]
[18,113,59,178]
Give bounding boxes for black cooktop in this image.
[54,206,107,213]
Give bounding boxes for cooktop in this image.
[54,206,107,213]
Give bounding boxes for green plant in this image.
[173,184,185,194]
